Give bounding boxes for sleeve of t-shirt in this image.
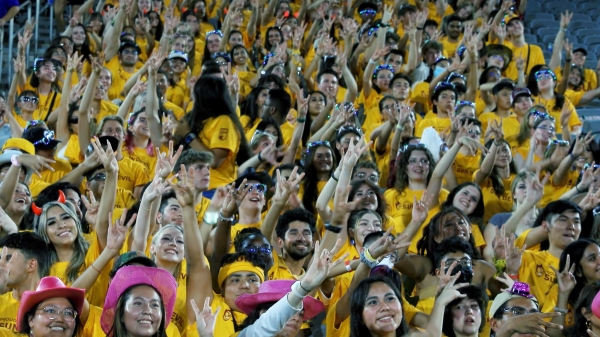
[489,212,512,228]
[208,116,239,153]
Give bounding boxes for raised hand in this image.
[155,141,183,179]
[302,239,346,290]
[495,272,516,291]
[526,171,547,205]
[82,191,99,226]
[15,154,55,177]
[560,10,573,29]
[437,259,459,293]
[220,181,251,218]
[490,119,504,142]
[192,298,220,337]
[367,227,411,260]
[492,225,507,260]
[106,209,136,252]
[143,174,172,202]
[168,165,196,208]
[370,46,391,63]
[435,273,468,307]
[91,136,118,173]
[515,56,525,72]
[67,52,84,72]
[505,233,525,275]
[273,167,304,204]
[411,192,429,225]
[549,254,576,293]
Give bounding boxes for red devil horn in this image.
[57,190,66,203]
[31,203,43,216]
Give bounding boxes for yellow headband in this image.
[218,260,265,287]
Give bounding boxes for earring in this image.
[587,320,592,329]
[350,239,355,245]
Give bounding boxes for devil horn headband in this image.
[31,190,67,216]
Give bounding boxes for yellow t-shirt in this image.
[478,112,521,142]
[21,88,62,122]
[384,188,449,234]
[30,157,72,187]
[0,292,19,332]
[171,263,188,333]
[114,188,137,209]
[164,101,186,121]
[84,305,182,337]
[267,253,305,281]
[518,250,559,309]
[410,82,433,114]
[49,232,110,307]
[415,112,451,137]
[451,152,481,185]
[104,57,140,100]
[564,89,585,107]
[186,293,247,337]
[122,146,157,175]
[555,66,598,92]
[502,41,545,81]
[118,157,151,193]
[10,111,29,128]
[475,171,516,224]
[440,36,462,59]
[95,100,120,122]
[167,84,186,108]
[532,96,581,134]
[61,134,83,165]
[195,197,211,225]
[198,115,241,189]
[542,284,574,327]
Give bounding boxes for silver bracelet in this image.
[218,212,235,222]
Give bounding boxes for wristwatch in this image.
[324,222,342,234]
[184,132,196,144]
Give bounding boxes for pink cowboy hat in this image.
[17,277,85,332]
[101,266,177,336]
[235,280,325,320]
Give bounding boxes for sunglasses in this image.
[400,143,427,153]
[246,183,267,194]
[532,111,555,121]
[89,172,107,181]
[20,96,40,104]
[32,130,56,146]
[243,246,272,254]
[534,70,556,81]
[359,9,376,15]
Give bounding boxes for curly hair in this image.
[393,145,436,193]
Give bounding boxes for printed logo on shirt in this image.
[219,128,229,140]
[223,309,232,321]
[535,264,544,277]
[171,311,185,330]
[395,202,414,210]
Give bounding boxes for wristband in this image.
[184,132,197,145]
[325,223,342,233]
[218,212,235,222]
[554,308,568,314]
[10,155,21,167]
[364,248,376,262]
[297,117,306,123]
[396,124,405,131]
[345,260,352,272]
[258,151,265,162]
[203,211,218,226]
[360,251,378,268]
[565,58,572,63]
[508,273,519,280]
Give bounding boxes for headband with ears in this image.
[31,190,66,216]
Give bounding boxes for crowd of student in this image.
[2,0,600,335]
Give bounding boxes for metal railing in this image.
[0,1,32,87]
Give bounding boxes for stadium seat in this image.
[569,22,599,31]
[529,20,558,31]
[571,14,593,22]
[524,34,538,43]
[583,36,600,45]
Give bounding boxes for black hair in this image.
[239,301,277,330]
[363,230,395,248]
[0,232,51,278]
[146,10,164,40]
[264,26,284,52]
[390,73,413,88]
[349,179,388,227]
[532,200,583,251]
[442,285,488,337]
[158,190,178,214]
[241,86,269,129]
[255,117,284,148]
[302,142,337,215]
[266,88,291,121]
[183,76,252,164]
[564,282,600,337]
[275,208,316,239]
[433,236,475,270]
[491,80,516,95]
[560,239,600,306]
[316,69,340,84]
[526,64,566,111]
[233,228,266,252]
[258,74,286,89]
[481,139,517,197]
[200,59,222,75]
[350,276,410,337]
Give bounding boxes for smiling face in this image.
[435,212,471,242]
[36,61,57,83]
[239,179,267,214]
[361,282,403,334]
[536,71,555,92]
[278,221,313,261]
[267,29,282,47]
[28,297,77,337]
[446,20,462,39]
[450,297,482,336]
[569,68,583,87]
[374,69,393,91]
[158,198,183,226]
[206,34,221,53]
[123,285,163,337]
[544,210,581,250]
[452,185,480,216]
[573,51,586,66]
[406,150,430,182]
[354,183,378,211]
[350,212,382,248]
[150,226,184,264]
[232,46,247,64]
[45,206,78,247]
[577,243,600,284]
[50,48,68,65]
[506,19,524,37]
[318,74,339,97]
[533,120,555,144]
[490,297,539,336]
[130,112,150,138]
[223,271,261,311]
[493,142,512,168]
[120,47,139,67]
[312,146,333,173]
[72,26,86,46]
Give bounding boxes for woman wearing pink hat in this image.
[101,265,178,337]
[11,276,84,337]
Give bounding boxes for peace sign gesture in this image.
[106,209,137,253]
[168,165,196,208]
[273,167,304,204]
[505,233,526,275]
[220,181,251,219]
[437,259,459,294]
[549,254,576,293]
[192,298,220,337]
[490,119,504,143]
[296,89,309,119]
[90,136,118,173]
[411,192,430,225]
[435,272,469,307]
[67,51,84,72]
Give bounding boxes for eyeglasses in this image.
[243,246,272,254]
[250,130,275,145]
[502,306,539,316]
[20,96,39,104]
[534,70,555,81]
[206,30,223,38]
[443,257,472,268]
[359,9,376,15]
[246,183,267,194]
[33,130,56,146]
[36,306,78,322]
[354,172,379,183]
[121,49,139,55]
[468,129,481,136]
[89,172,107,181]
[535,125,555,133]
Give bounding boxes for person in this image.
[563,282,600,337]
[0,233,52,332]
[442,285,488,337]
[11,277,85,337]
[100,265,177,337]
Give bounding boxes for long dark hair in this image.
[183,76,252,164]
[146,11,164,40]
[239,301,276,330]
[255,118,283,148]
[417,207,480,263]
[240,86,267,130]
[442,182,485,225]
[526,64,565,111]
[72,23,93,63]
[112,285,168,337]
[561,239,600,306]
[350,276,410,337]
[564,282,600,337]
[264,27,284,53]
[304,90,327,146]
[349,179,389,227]
[482,139,517,197]
[301,143,337,215]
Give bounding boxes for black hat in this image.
[398,4,417,16]
[22,128,61,151]
[481,44,513,71]
[118,41,141,55]
[573,47,588,56]
[109,251,157,278]
[358,2,378,13]
[85,136,119,156]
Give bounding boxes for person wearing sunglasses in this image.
[514,113,560,172]
[506,105,548,154]
[526,65,581,136]
[20,58,61,122]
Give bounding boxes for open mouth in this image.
[15,198,27,204]
[137,319,153,325]
[165,248,178,255]
[49,326,66,331]
[57,230,71,237]
[376,316,394,322]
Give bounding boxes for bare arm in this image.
[90,138,119,251]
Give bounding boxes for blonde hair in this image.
[151,225,184,279]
